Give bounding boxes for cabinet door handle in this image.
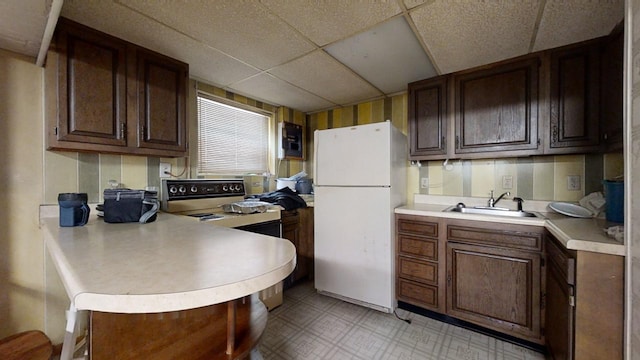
[120,123,126,139]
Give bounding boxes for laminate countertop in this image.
[42,211,296,314]
[395,195,625,256]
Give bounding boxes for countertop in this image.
[41,210,297,313]
[395,195,625,256]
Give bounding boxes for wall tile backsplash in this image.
[43,152,182,204]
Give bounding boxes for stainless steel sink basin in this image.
[445,205,540,218]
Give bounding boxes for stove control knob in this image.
[234,184,242,191]
[178,185,186,194]
[190,186,198,193]
[169,186,178,194]
[222,185,228,192]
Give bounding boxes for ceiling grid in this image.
[0,0,624,113]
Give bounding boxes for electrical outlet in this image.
[502,175,513,189]
[567,175,581,191]
[159,162,172,178]
[421,177,429,189]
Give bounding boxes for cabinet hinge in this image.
[537,138,541,146]
[541,291,546,310]
[569,285,575,307]
[141,126,146,140]
[442,136,446,148]
[447,273,452,286]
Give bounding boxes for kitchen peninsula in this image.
[41,211,296,360]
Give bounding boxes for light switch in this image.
[502,175,513,189]
[421,177,429,189]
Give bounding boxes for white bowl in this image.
[276,179,296,191]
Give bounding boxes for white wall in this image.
[626,1,640,358]
[0,49,45,337]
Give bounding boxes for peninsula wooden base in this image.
[89,295,267,360]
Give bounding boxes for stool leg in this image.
[60,303,77,360]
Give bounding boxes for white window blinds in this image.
[197,94,269,175]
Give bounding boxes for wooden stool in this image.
[0,330,52,360]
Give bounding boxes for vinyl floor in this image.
[256,281,545,360]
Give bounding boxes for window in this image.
[197,93,270,175]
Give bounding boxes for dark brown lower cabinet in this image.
[446,242,542,343]
[396,216,544,347]
[396,216,624,357]
[545,232,624,360]
[282,207,314,288]
[395,215,445,313]
[545,233,575,360]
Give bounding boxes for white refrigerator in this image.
[313,121,407,313]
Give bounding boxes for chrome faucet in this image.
[488,190,510,207]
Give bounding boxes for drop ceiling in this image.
[0,0,624,113]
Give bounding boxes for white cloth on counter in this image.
[579,192,606,216]
[604,225,624,242]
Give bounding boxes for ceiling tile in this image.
[260,0,401,46]
[118,0,315,70]
[410,1,540,74]
[533,1,624,52]
[61,1,261,87]
[228,73,335,112]
[325,16,436,94]
[269,50,383,106]
[402,0,426,10]
[0,0,51,57]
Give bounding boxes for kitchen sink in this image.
[444,205,540,218]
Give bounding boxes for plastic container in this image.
[603,180,624,223]
[276,178,296,191]
[295,178,313,194]
[58,193,90,227]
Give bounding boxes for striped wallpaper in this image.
[43,81,623,205]
[305,93,623,203]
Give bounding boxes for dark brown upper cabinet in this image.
[547,40,601,153]
[48,19,128,148]
[46,18,188,157]
[454,57,540,156]
[600,29,624,152]
[408,76,449,159]
[407,32,623,160]
[133,48,188,153]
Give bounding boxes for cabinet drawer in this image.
[546,234,576,285]
[397,218,438,237]
[398,256,438,285]
[447,224,542,251]
[397,278,439,309]
[281,210,299,225]
[398,235,437,260]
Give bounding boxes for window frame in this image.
[195,90,275,176]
